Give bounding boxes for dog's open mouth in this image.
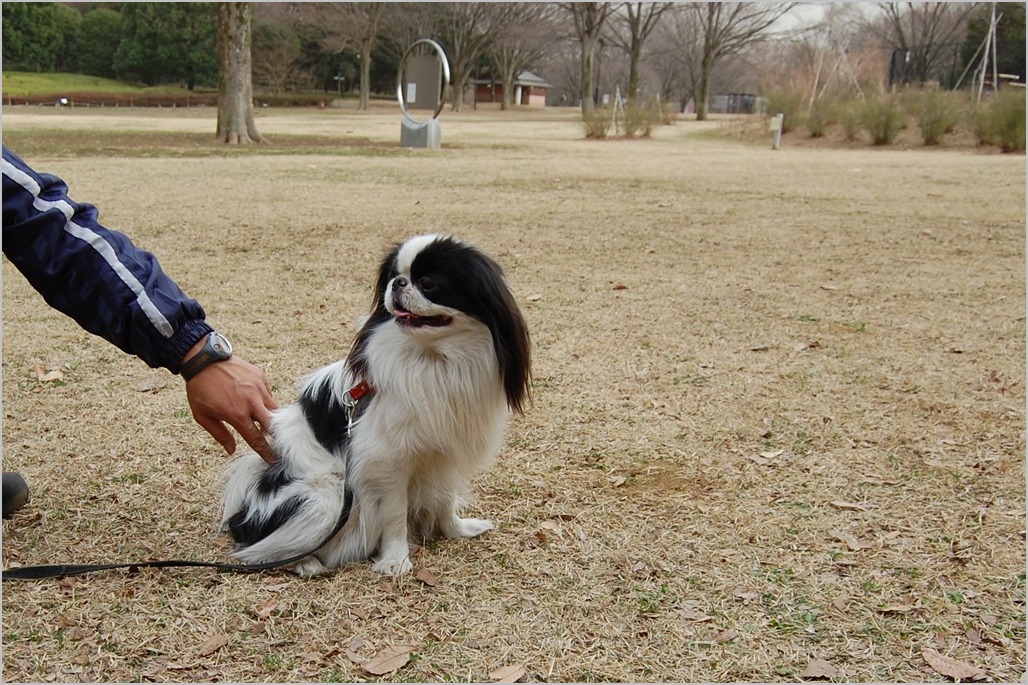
[394,310,453,328]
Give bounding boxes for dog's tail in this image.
[221,452,354,565]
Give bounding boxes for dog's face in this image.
[384,234,465,334]
[350,234,532,413]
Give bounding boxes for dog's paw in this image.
[446,517,494,539]
[371,554,413,576]
[291,556,330,577]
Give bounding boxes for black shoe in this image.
[2,472,30,518]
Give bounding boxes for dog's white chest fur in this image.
[355,322,508,471]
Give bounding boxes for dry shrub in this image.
[622,101,663,138]
[906,88,961,146]
[840,99,863,141]
[805,97,837,138]
[976,88,1027,152]
[861,93,905,145]
[763,88,804,133]
[582,106,612,139]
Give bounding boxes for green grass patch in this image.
[2,71,187,97]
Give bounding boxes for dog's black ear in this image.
[348,242,401,381]
[465,250,532,414]
[491,275,532,415]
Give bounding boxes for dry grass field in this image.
[1,104,1025,683]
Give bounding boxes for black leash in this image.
[2,499,352,581]
[3,378,373,582]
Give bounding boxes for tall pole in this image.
[989,2,999,94]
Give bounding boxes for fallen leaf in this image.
[799,658,839,680]
[831,531,874,551]
[33,365,64,383]
[489,663,527,682]
[197,634,229,656]
[350,607,369,621]
[921,648,984,681]
[256,599,279,620]
[609,475,627,487]
[415,568,438,586]
[250,621,267,636]
[361,644,413,676]
[716,629,740,643]
[733,588,758,602]
[679,608,712,623]
[794,340,821,352]
[526,294,542,302]
[749,344,770,352]
[830,500,869,512]
[612,283,628,291]
[819,284,839,291]
[136,377,167,393]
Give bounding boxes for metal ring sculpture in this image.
[396,39,450,123]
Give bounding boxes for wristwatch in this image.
[180,332,233,381]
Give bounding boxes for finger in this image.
[196,415,237,456]
[262,378,278,409]
[252,403,275,431]
[235,420,277,464]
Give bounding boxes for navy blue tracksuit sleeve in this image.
[2,145,213,373]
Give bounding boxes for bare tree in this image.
[876,2,979,87]
[216,2,262,144]
[376,3,437,66]
[653,5,704,112]
[685,2,794,120]
[607,2,674,104]
[562,2,618,115]
[488,3,561,110]
[434,3,509,112]
[307,3,385,110]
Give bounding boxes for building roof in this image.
[515,71,553,89]
[471,71,554,89]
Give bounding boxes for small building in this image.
[471,71,553,108]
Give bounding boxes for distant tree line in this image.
[2,2,1024,118]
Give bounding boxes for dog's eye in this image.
[417,277,437,292]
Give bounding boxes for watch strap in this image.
[180,332,232,381]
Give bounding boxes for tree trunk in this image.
[627,32,642,105]
[580,41,596,116]
[451,69,467,112]
[358,44,372,111]
[501,62,516,110]
[216,2,262,144]
[696,48,712,120]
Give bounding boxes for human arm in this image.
[2,145,277,462]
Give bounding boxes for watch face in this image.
[212,332,233,356]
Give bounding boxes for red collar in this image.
[346,380,374,403]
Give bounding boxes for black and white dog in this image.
[221,235,531,576]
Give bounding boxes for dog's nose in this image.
[393,276,408,289]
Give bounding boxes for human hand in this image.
[185,355,279,464]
